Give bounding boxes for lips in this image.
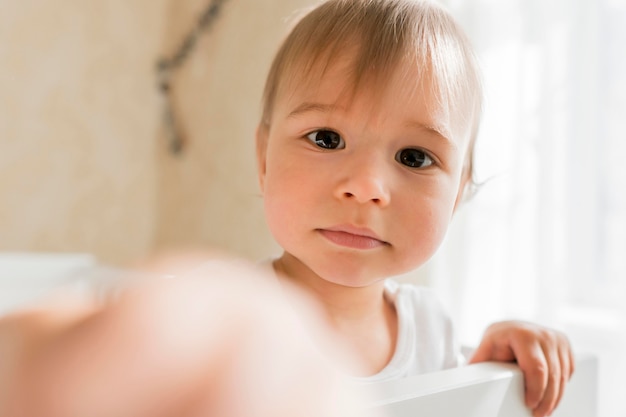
[317,225,388,250]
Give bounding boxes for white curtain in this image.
[427,1,626,416]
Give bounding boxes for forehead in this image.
[274,52,456,142]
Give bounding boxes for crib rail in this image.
[0,252,96,315]
[367,354,597,417]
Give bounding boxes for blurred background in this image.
[1,0,624,416]
[431,2,626,417]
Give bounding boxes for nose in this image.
[333,156,391,207]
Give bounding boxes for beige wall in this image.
[153,0,311,261]
[0,0,312,265]
[0,1,167,264]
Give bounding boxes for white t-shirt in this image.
[357,279,461,383]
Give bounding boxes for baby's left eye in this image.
[395,148,434,169]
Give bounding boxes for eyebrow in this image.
[404,120,455,147]
[287,102,342,119]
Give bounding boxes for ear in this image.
[255,124,269,193]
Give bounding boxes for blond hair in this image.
[261,0,482,196]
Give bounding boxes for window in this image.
[428,2,626,416]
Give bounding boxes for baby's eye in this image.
[395,148,434,169]
[306,130,345,150]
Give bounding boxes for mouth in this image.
[317,225,389,250]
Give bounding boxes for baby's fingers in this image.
[513,340,549,411]
[537,336,575,416]
[529,341,561,417]
[555,340,573,406]
[523,333,574,417]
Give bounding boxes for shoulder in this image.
[384,279,448,315]
[383,279,460,373]
[384,279,454,338]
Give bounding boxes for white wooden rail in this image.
[0,252,96,315]
[367,354,597,417]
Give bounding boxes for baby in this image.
[255,0,573,416]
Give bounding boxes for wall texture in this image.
[0,0,314,265]
[0,1,167,264]
[152,0,311,261]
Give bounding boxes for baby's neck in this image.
[272,254,386,319]
[272,254,398,376]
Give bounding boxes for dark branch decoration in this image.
[156,0,229,155]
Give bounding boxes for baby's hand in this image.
[469,321,574,417]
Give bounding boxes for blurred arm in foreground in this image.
[0,254,369,417]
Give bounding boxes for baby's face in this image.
[257,57,469,287]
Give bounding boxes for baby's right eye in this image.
[306,130,345,150]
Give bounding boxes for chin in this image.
[309,259,388,288]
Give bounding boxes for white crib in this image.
[367,354,597,417]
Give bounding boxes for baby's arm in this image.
[469,321,574,417]
[0,257,366,417]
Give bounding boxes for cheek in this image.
[263,186,296,254]
[395,178,459,265]
[400,206,449,266]
[261,153,316,242]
